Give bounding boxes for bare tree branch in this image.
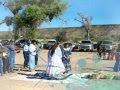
[0,20,5,25]
[58,17,67,25]
[74,13,92,40]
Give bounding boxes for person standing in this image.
[0,43,3,76]
[62,43,72,73]
[97,42,102,58]
[2,45,10,74]
[23,42,29,68]
[46,42,65,76]
[0,57,3,76]
[7,40,17,72]
[35,41,39,66]
[113,44,120,72]
[28,40,36,71]
[0,43,10,75]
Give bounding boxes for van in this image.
[46,39,56,49]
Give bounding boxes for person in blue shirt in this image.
[7,40,18,72]
[0,43,3,76]
[113,44,120,72]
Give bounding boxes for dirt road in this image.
[0,50,116,90]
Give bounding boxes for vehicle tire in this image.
[79,49,83,52]
[90,50,93,52]
[72,49,75,52]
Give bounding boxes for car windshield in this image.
[64,43,72,46]
[48,41,56,43]
[102,41,112,44]
[81,41,91,43]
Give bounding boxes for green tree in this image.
[4,16,13,39]
[3,0,67,39]
[5,16,13,26]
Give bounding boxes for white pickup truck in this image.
[46,39,56,49]
[79,40,93,52]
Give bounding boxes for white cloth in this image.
[2,52,7,56]
[23,44,29,51]
[28,44,36,56]
[29,54,35,69]
[46,46,65,76]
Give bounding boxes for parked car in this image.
[15,39,29,48]
[96,40,115,51]
[72,44,80,51]
[0,39,10,45]
[45,39,56,49]
[79,40,93,51]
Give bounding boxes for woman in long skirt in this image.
[28,40,36,71]
[46,42,65,76]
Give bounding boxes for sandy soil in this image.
[0,49,116,90]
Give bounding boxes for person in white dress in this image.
[28,40,36,71]
[46,42,65,76]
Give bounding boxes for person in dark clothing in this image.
[35,41,39,66]
[2,46,10,74]
[2,56,10,74]
[97,42,102,58]
[0,43,10,75]
[23,42,29,68]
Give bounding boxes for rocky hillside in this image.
[0,24,120,41]
[39,24,120,41]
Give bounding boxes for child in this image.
[62,43,72,73]
[108,48,116,60]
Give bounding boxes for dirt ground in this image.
[0,49,117,90]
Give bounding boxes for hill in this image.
[0,24,120,41]
[39,24,120,41]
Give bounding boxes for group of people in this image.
[23,40,72,76]
[97,42,120,72]
[97,43,116,60]
[1,39,120,78]
[0,38,72,78]
[23,40,40,71]
[0,39,43,76]
[0,40,19,76]
[46,42,72,76]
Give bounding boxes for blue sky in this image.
[0,0,120,31]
